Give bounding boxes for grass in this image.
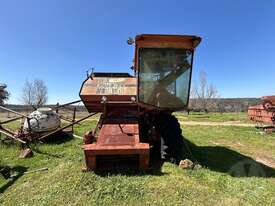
[175,112,250,123]
[0,113,275,205]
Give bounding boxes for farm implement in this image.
[80,34,201,171]
[248,96,275,133]
[0,101,96,153]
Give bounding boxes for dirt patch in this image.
[179,120,255,127]
[209,140,246,148]
[255,155,275,168]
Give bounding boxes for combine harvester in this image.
[80,34,201,171]
[248,96,275,133]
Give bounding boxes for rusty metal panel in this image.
[135,34,201,49]
[83,144,149,155]
[262,95,275,110]
[80,75,137,113]
[82,123,150,170]
[80,77,137,96]
[248,104,275,125]
[97,124,139,146]
[262,96,275,104]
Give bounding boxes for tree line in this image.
[0,84,9,105]
[0,79,48,108]
[189,71,260,112]
[1,72,260,112]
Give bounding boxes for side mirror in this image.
[86,68,95,79]
[127,37,135,45]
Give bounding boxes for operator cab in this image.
[135,34,201,110]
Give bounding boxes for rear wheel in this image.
[139,112,191,168]
[139,113,163,169]
[156,113,185,164]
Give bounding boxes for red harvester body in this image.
[80,34,201,171]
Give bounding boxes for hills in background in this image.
[189,98,261,112]
[1,98,261,113]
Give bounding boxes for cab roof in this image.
[135,34,201,49]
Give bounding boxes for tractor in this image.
[80,34,201,171]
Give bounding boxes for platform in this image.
[82,124,150,170]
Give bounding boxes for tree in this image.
[21,79,48,108]
[0,84,9,105]
[191,71,219,112]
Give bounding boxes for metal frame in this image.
[0,100,95,144]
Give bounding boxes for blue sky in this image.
[0,0,274,104]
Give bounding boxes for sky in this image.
[0,0,275,104]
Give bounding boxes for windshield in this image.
[138,48,193,108]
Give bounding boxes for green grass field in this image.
[175,112,250,123]
[1,113,275,206]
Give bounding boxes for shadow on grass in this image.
[0,136,21,147]
[183,138,275,178]
[26,132,75,158]
[0,165,28,193]
[41,131,74,145]
[30,144,64,158]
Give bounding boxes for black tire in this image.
[139,113,163,169]
[156,113,186,164]
[139,112,192,168]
